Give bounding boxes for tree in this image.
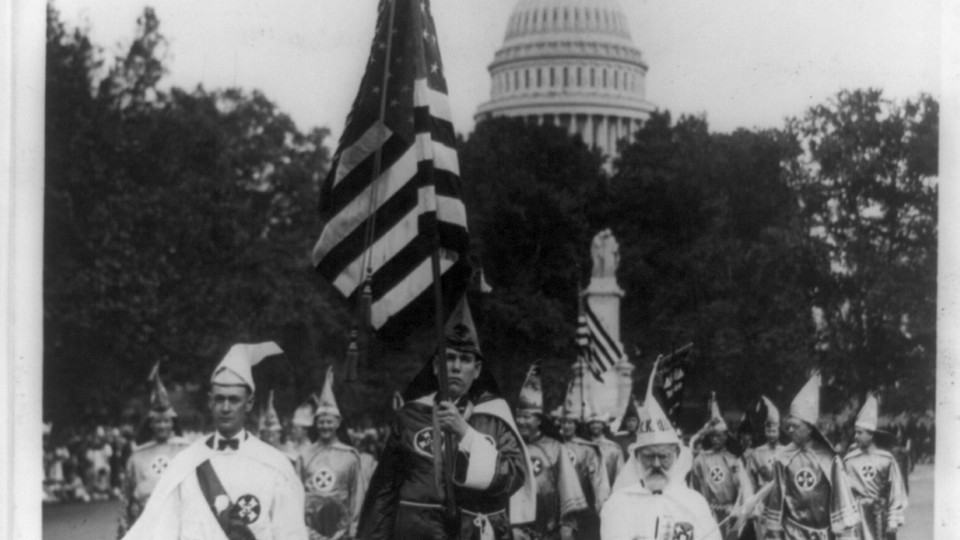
[787,89,938,412]
[44,6,344,427]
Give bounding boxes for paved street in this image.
[42,463,935,539]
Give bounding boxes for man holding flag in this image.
[357,299,533,540]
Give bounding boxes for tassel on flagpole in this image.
[345,326,359,382]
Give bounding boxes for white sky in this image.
[53,0,941,141]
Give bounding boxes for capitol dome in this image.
[475,0,655,159]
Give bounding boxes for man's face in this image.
[315,414,341,444]
[435,349,481,399]
[208,385,253,438]
[854,427,874,448]
[260,429,281,447]
[288,424,307,443]
[588,420,605,437]
[785,416,812,446]
[636,443,679,492]
[559,418,577,439]
[765,422,780,444]
[150,415,173,442]
[624,417,639,433]
[516,411,541,443]
[708,430,727,449]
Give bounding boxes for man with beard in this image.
[689,394,751,540]
[299,367,364,540]
[117,363,190,537]
[121,342,307,540]
[761,372,860,540]
[551,396,610,540]
[843,394,908,540]
[744,396,785,539]
[601,390,718,539]
[585,411,624,488]
[357,299,534,540]
[512,362,586,540]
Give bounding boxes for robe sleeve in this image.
[828,456,861,540]
[760,461,785,539]
[598,492,633,540]
[453,413,526,499]
[886,455,908,530]
[588,447,611,510]
[356,425,404,540]
[269,463,308,540]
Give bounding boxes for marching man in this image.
[744,396,785,539]
[602,372,719,540]
[552,394,610,540]
[118,363,191,537]
[258,390,284,450]
[585,410,624,488]
[760,372,860,540]
[299,367,364,540]
[357,298,534,540]
[688,393,751,540]
[121,342,307,540]
[512,361,587,540]
[842,394,908,540]
[283,395,317,462]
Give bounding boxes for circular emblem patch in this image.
[310,467,337,494]
[149,455,170,476]
[566,448,577,467]
[531,456,543,476]
[672,522,694,540]
[860,464,877,480]
[414,427,436,458]
[709,466,726,484]
[794,468,817,491]
[234,494,261,524]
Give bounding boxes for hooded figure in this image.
[761,372,861,540]
[688,393,752,540]
[743,396,786,539]
[357,297,533,540]
[602,371,719,540]
[118,363,191,537]
[843,394,908,540]
[120,341,307,540]
[299,366,364,540]
[512,361,588,540]
[258,390,283,449]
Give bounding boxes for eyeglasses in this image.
[637,451,675,465]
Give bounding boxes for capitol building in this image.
[475,0,655,159]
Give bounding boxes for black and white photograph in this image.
[3,0,957,539]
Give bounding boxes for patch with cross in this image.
[531,456,543,476]
[709,466,726,484]
[672,522,694,540]
[794,468,817,491]
[414,427,436,458]
[860,464,877,480]
[310,467,337,494]
[233,494,261,524]
[149,456,170,477]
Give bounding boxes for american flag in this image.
[653,342,693,420]
[576,298,623,382]
[311,0,470,339]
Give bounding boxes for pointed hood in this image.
[706,392,728,433]
[291,393,317,428]
[259,390,282,432]
[518,360,544,415]
[315,366,341,418]
[445,296,482,358]
[148,361,177,418]
[855,393,879,432]
[211,342,283,393]
[632,357,680,449]
[761,395,780,426]
[789,371,821,426]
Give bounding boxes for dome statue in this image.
[475,0,655,160]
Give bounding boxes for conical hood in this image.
[260,390,282,432]
[855,393,879,432]
[707,392,728,432]
[315,366,341,418]
[518,360,543,414]
[789,371,821,426]
[445,296,482,358]
[761,395,780,426]
[211,342,283,392]
[292,394,317,427]
[148,362,176,418]
[634,358,680,448]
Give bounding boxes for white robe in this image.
[121,430,307,540]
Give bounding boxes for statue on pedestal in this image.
[590,229,619,280]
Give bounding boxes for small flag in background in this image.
[576,299,623,382]
[652,343,693,421]
[311,0,470,340]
